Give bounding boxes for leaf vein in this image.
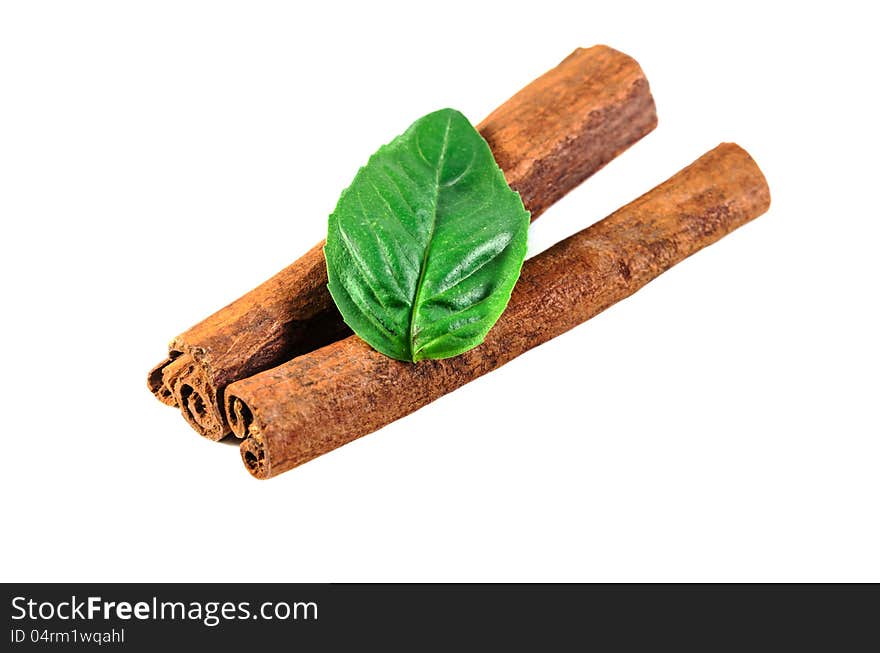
[426,235,516,299]
[354,189,411,302]
[336,221,400,327]
[441,150,476,188]
[365,174,420,246]
[407,113,452,359]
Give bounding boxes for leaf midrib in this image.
[406,114,453,361]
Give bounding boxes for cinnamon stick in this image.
[147,45,658,440]
[226,143,771,479]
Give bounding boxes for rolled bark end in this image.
[226,395,254,440]
[147,357,178,407]
[177,382,225,441]
[239,423,269,480]
[228,391,272,479]
[157,354,227,441]
[229,390,292,479]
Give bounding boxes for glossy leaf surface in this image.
[325,108,529,362]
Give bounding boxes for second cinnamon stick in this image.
[226,143,771,479]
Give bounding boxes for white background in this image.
[2,1,877,582]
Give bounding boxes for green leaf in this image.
[325,108,530,362]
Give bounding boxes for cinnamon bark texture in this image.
[148,45,658,440]
[226,144,771,479]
